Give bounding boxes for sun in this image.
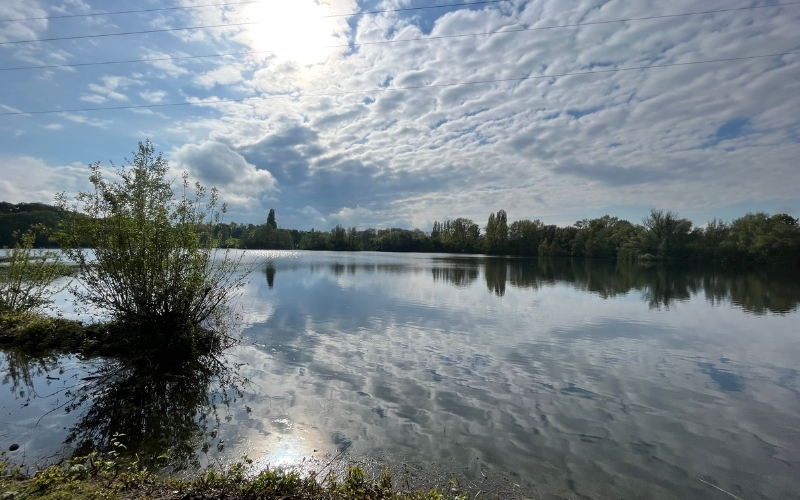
[243,0,346,66]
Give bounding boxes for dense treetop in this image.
[2,200,798,268]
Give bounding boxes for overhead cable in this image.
[1,51,796,116]
[2,2,798,61]
[1,0,508,23]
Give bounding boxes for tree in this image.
[330,224,347,250]
[701,218,730,260]
[346,226,360,250]
[572,216,635,259]
[641,209,693,259]
[55,140,249,357]
[0,227,69,313]
[266,208,277,230]
[726,212,800,264]
[508,219,543,255]
[484,209,509,254]
[442,218,480,252]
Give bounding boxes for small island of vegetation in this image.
[2,141,246,363]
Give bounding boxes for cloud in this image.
[60,113,111,129]
[0,2,47,43]
[1,0,799,228]
[81,76,141,103]
[0,156,90,204]
[300,205,327,226]
[252,61,302,94]
[141,50,190,78]
[554,162,676,186]
[0,103,25,114]
[140,90,167,103]
[172,141,278,209]
[193,66,244,89]
[237,125,323,184]
[79,95,107,104]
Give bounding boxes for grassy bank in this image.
[0,311,232,364]
[0,311,110,356]
[1,452,475,500]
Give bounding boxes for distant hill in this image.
[0,202,67,247]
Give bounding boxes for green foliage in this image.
[0,227,69,313]
[0,312,104,355]
[0,202,68,248]
[507,219,543,256]
[433,218,481,253]
[299,228,330,250]
[228,207,798,268]
[6,191,798,268]
[484,209,508,254]
[267,208,277,229]
[639,209,694,259]
[54,140,249,356]
[723,212,800,264]
[572,216,636,259]
[2,450,473,500]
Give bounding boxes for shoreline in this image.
[0,451,533,500]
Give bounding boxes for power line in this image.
[2,51,796,117]
[3,1,799,46]
[1,1,262,22]
[0,0,508,23]
[2,2,798,64]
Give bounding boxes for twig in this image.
[316,443,351,476]
[696,475,745,500]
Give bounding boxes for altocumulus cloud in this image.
[172,142,277,209]
[1,0,799,228]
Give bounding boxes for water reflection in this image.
[265,264,276,289]
[264,253,800,314]
[237,252,800,498]
[66,359,244,470]
[3,252,799,500]
[431,258,479,288]
[2,349,60,401]
[479,257,799,314]
[1,348,243,471]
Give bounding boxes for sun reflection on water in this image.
[250,421,330,471]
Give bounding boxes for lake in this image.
[2,251,799,499]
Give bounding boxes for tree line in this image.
[208,207,799,267]
[2,200,798,267]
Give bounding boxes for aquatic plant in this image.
[55,140,251,358]
[0,227,69,314]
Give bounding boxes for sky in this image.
[0,0,798,230]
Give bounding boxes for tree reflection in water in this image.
[431,258,479,288]
[57,356,246,471]
[479,257,799,314]
[2,348,60,402]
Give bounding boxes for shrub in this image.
[55,140,250,357]
[0,227,69,313]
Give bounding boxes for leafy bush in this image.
[55,140,249,356]
[0,227,69,313]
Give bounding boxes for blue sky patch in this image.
[704,118,749,148]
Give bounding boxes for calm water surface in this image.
[2,252,800,499]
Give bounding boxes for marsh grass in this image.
[0,311,111,356]
[0,227,69,315]
[1,451,473,500]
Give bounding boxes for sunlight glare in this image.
[244,0,346,66]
